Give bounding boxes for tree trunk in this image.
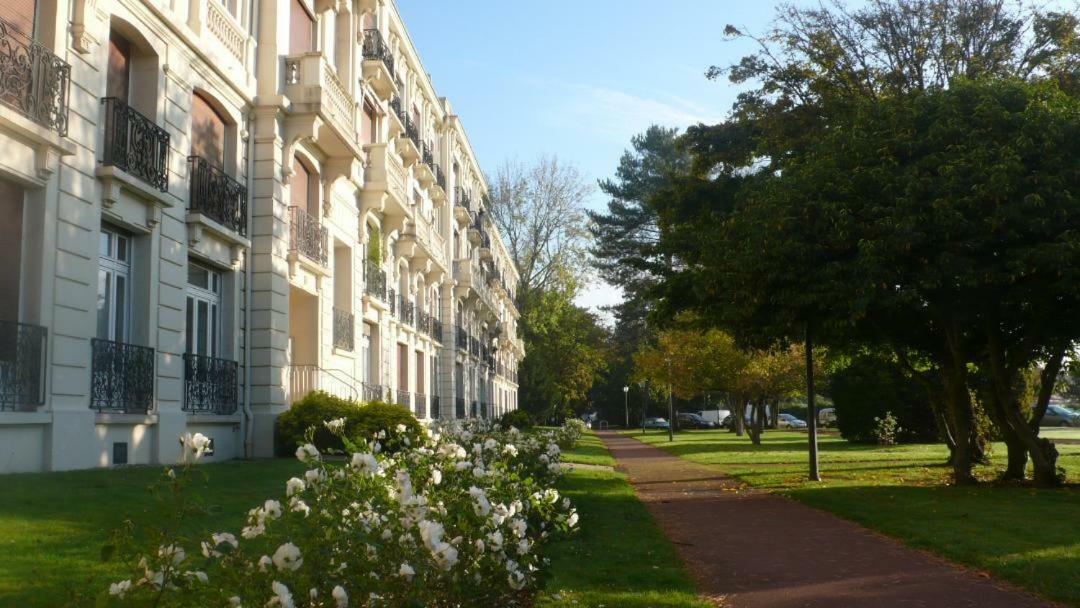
[746,400,764,445]
[770,400,780,430]
[734,400,746,436]
[981,388,1028,481]
[939,331,978,485]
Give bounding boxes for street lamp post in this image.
[639,380,647,435]
[622,385,629,428]
[666,357,674,442]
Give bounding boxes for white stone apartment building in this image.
[0,0,523,473]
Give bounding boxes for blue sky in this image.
[395,1,795,316]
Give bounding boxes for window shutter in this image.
[191,92,227,168]
[0,0,36,36]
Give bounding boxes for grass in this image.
[624,428,1080,605]
[0,442,706,608]
[560,430,617,467]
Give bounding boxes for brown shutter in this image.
[291,158,309,210]
[106,33,131,102]
[0,0,36,36]
[191,92,227,168]
[289,0,314,54]
[0,180,23,321]
[361,101,375,145]
[398,344,408,390]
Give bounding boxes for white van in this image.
[697,409,732,425]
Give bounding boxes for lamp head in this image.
[623,386,629,393]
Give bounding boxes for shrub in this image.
[830,354,938,444]
[276,392,422,455]
[499,409,534,430]
[872,411,902,446]
[100,420,581,607]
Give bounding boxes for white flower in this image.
[179,432,212,459]
[158,544,186,565]
[263,500,283,520]
[270,581,295,608]
[295,443,320,463]
[202,532,238,557]
[258,555,272,571]
[228,596,241,606]
[508,570,527,590]
[108,580,131,598]
[568,511,579,527]
[509,518,527,538]
[431,468,442,485]
[242,523,265,539]
[286,477,305,497]
[290,497,311,517]
[398,563,415,581]
[304,468,325,484]
[432,542,459,570]
[332,585,349,608]
[184,570,209,584]
[395,423,407,433]
[474,539,486,554]
[503,444,518,457]
[325,417,347,433]
[272,542,303,571]
[517,538,531,555]
[351,452,380,476]
[487,530,504,551]
[469,486,492,517]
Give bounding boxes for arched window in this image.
[291,156,319,216]
[191,91,229,169]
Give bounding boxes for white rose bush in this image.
[100,420,580,607]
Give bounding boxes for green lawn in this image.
[560,430,617,467]
[0,451,705,607]
[625,428,1080,605]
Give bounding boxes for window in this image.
[97,227,132,342]
[186,262,221,358]
[361,101,376,145]
[361,324,373,383]
[0,180,24,321]
[291,156,319,216]
[289,0,315,54]
[397,343,408,391]
[191,91,227,168]
[0,0,36,35]
[106,32,131,103]
[415,351,424,394]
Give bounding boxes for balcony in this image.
[333,307,354,351]
[362,382,385,402]
[289,206,328,267]
[360,29,396,100]
[453,188,474,225]
[0,19,70,136]
[396,118,421,166]
[182,353,238,415]
[414,392,426,419]
[395,389,411,409]
[360,141,408,217]
[455,324,468,350]
[188,156,247,236]
[364,260,387,301]
[101,97,169,192]
[397,294,415,327]
[283,53,357,155]
[0,321,46,412]
[90,338,155,414]
[430,164,447,202]
[387,96,405,137]
[415,142,435,186]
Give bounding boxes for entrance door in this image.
[185,262,221,358]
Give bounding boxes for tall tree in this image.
[487,156,593,309]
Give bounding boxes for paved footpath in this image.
[596,431,1056,608]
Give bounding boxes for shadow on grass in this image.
[786,483,1080,605]
[540,468,711,608]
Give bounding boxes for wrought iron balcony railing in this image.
[182,353,238,415]
[362,382,385,402]
[101,97,169,192]
[0,19,70,135]
[364,260,386,301]
[188,156,247,236]
[414,392,426,419]
[361,29,395,80]
[432,318,444,341]
[395,389,411,409]
[333,307,354,351]
[288,206,328,266]
[455,187,471,209]
[404,118,421,148]
[422,144,435,169]
[455,325,468,350]
[91,338,155,413]
[388,96,403,122]
[388,287,397,316]
[432,164,446,190]
[0,321,46,412]
[455,397,466,418]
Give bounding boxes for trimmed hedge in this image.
[276,391,423,456]
[498,409,534,430]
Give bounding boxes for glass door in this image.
[185,263,221,358]
[97,227,131,342]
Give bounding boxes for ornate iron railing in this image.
[414,392,426,418]
[455,397,466,418]
[432,318,444,341]
[430,395,441,419]
[395,389,411,409]
[0,321,46,411]
[101,97,169,192]
[404,118,421,148]
[362,382,385,402]
[432,164,446,190]
[188,156,247,236]
[422,144,434,169]
[455,325,468,350]
[455,187,471,209]
[333,307,354,351]
[361,29,395,80]
[90,338,154,413]
[0,19,69,135]
[364,260,386,301]
[288,206,328,266]
[183,353,238,414]
[388,96,403,122]
[388,287,397,316]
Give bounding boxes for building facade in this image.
[0,0,522,473]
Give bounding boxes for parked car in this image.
[697,409,732,426]
[1042,404,1080,427]
[818,407,837,427]
[778,413,807,429]
[643,417,670,429]
[677,412,718,429]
